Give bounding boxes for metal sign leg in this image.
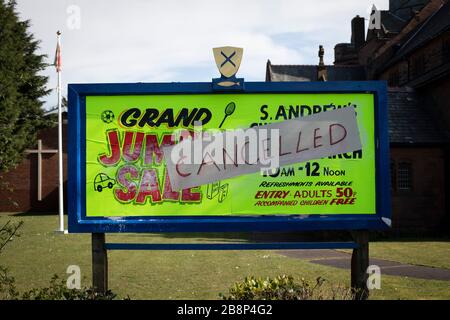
[92,233,108,293]
[351,231,369,300]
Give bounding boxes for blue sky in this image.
[15,0,389,109]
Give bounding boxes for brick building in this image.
[0,111,67,213]
[266,0,449,233]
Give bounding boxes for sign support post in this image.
[92,239,370,298]
[92,233,108,293]
[351,231,369,300]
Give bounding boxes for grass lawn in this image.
[338,241,450,270]
[365,241,450,270]
[1,214,449,300]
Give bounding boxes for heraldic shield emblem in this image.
[213,46,243,78]
[212,46,244,89]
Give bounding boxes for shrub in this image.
[0,266,19,299]
[221,275,353,300]
[21,275,118,300]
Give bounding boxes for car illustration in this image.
[94,173,116,192]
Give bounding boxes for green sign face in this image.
[86,93,375,217]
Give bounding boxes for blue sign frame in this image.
[68,81,390,233]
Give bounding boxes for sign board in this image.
[68,81,390,233]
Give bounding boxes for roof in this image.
[390,0,431,21]
[366,8,418,41]
[266,61,444,144]
[380,10,408,34]
[388,88,444,144]
[267,63,366,81]
[393,1,450,59]
[267,64,317,81]
[328,66,366,81]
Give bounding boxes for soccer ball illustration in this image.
[101,110,115,123]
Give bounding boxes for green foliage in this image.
[21,275,118,300]
[0,273,121,300]
[0,221,124,300]
[0,220,23,252]
[221,275,353,300]
[0,266,19,299]
[0,0,52,173]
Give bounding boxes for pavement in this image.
[278,249,450,281]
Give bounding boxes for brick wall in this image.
[379,32,450,88]
[420,77,450,133]
[390,147,447,232]
[0,123,67,213]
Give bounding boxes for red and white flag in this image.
[54,32,61,72]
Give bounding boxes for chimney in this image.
[351,15,365,49]
[334,43,358,65]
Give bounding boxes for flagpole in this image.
[56,30,65,233]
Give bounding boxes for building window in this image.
[390,160,396,191]
[397,162,413,191]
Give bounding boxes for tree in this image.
[0,0,52,173]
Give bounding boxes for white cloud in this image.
[15,0,389,109]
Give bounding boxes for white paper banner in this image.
[163,107,361,191]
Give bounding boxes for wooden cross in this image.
[25,139,59,201]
